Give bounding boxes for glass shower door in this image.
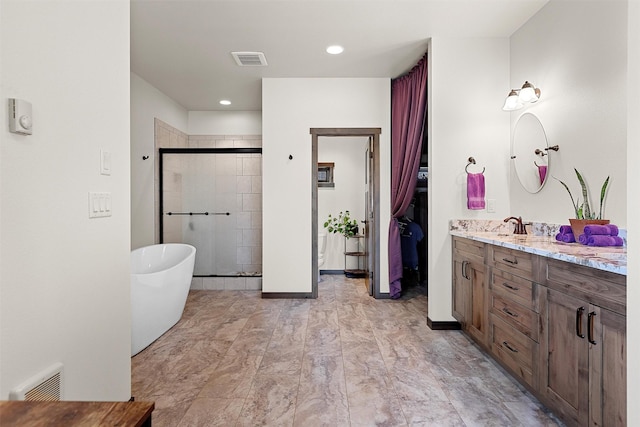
[160,149,262,276]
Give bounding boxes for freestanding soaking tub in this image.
[130,243,196,356]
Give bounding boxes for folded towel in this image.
[605,224,619,236]
[467,173,485,210]
[578,233,588,245]
[586,235,624,247]
[583,224,616,236]
[555,232,575,243]
[558,225,573,235]
[538,165,547,185]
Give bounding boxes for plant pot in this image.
[569,218,610,241]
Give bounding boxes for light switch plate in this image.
[100,150,111,175]
[487,199,496,213]
[89,192,112,218]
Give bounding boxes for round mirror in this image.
[512,113,549,193]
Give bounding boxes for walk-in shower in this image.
[159,148,262,277]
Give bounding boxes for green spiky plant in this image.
[324,211,359,238]
[555,168,610,219]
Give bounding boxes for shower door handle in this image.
[166,211,230,216]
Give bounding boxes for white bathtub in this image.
[130,243,196,356]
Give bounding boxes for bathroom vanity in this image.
[450,229,626,427]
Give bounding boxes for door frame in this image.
[310,128,381,298]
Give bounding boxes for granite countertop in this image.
[450,231,626,276]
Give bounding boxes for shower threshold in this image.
[194,272,262,278]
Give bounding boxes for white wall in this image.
[626,0,639,423]
[130,72,188,249]
[509,0,627,226]
[318,136,368,270]
[0,1,131,400]
[428,37,511,321]
[189,111,262,135]
[262,78,391,294]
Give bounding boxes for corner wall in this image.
[1,1,131,400]
[131,73,188,249]
[626,0,639,422]
[262,78,391,294]
[427,37,511,321]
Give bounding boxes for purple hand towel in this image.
[578,234,588,245]
[467,173,485,210]
[555,232,575,243]
[586,235,624,247]
[583,224,615,236]
[558,225,573,235]
[538,165,547,185]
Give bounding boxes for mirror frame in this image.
[511,112,549,194]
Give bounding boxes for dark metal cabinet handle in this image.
[588,312,597,345]
[461,261,470,280]
[502,257,518,265]
[576,307,585,338]
[503,341,519,353]
[502,283,519,291]
[502,307,519,318]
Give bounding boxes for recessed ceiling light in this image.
[219,100,231,106]
[326,45,344,55]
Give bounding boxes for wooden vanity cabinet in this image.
[451,236,626,427]
[539,258,626,427]
[452,237,488,347]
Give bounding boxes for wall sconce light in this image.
[502,81,541,111]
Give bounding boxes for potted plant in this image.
[323,211,359,238]
[556,168,610,238]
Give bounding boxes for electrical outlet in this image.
[487,199,496,213]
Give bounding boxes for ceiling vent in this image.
[231,51,268,66]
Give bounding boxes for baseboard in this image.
[427,317,461,330]
[261,292,315,299]
[320,270,344,275]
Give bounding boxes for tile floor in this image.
[131,275,562,426]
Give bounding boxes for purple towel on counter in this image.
[558,225,573,235]
[583,224,618,236]
[555,232,575,243]
[467,173,485,210]
[586,235,624,247]
[578,234,588,245]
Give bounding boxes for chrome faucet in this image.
[504,216,528,235]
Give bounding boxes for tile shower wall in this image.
[154,119,262,291]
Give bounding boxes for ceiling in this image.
[131,0,548,112]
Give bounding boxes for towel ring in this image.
[465,157,485,174]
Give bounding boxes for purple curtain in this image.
[388,53,428,299]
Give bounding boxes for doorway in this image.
[310,128,381,298]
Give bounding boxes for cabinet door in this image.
[540,288,590,426]
[466,259,487,345]
[589,307,626,426]
[452,256,468,324]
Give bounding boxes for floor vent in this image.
[231,51,268,66]
[9,362,64,401]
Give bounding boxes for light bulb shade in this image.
[502,90,523,111]
[518,81,540,103]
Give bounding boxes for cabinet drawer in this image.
[453,237,485,262]
[490,245,534,281]
[491,293,538,341]
[491,268,535,310]
[544,258,626,315]
[490,314,537,388]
